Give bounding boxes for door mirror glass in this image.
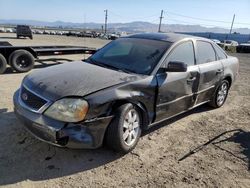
[166,61,187,72]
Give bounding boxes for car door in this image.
[194,40,224,105]
[155,40,200,122]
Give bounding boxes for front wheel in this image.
[105,103,142,153]
[209,80,229,108]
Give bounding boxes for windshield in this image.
[86,38,172,75]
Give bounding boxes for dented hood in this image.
[23,61,140,101]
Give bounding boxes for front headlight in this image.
[44,98,89,122]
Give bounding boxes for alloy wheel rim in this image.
[123,109,140,146]
[217,83,228,106]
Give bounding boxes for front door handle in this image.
[187,77,196,84]
[216,69,223,74]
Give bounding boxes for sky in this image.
[0,0,249,29]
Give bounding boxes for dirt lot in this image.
[0,33,250,188]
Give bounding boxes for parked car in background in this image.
[13,33,239,153]
[0,27,5,33]
[237,41,250,53]
[16,25,33,39]
[223,40,239,46]
[82,31,94,38]
[99,33,109,40]
[109,33,120,40]
[49,31,56,35]
[43,30,50,35]
[211,39,221,44]
[6,28,14,33]
[36,30,43,34]
[66,31,77,37]
[56,31,63,35]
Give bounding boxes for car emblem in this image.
[21,93,28,101]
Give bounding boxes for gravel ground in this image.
[0,33,249,188]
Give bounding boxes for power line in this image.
[104,9,249,30]
[164,10,231,23]
[149,18,160,23]
[108,10,159,21]
[165,16,231,28]
[105,9,249,28]
[164,10,250,26]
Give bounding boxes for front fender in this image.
[84,75,158,127]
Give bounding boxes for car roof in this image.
[125,32,204,43]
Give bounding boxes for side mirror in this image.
[165,61,187,72]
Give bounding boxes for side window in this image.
[166,41,195,66]
[214,44,227,60]
[196,41,216,64]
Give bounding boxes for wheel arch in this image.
[223,75,232,88]
[108,99,150,130]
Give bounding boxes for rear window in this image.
[196,41,216,64]
[17,26,30,30]
[18,26,28,28]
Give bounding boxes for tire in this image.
[9,50,34,73]
[209,80,229,108]
[0,54,7,74]
[105,103,142,153]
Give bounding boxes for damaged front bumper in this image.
[13,90,113,149]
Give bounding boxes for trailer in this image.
[0,41,96,74]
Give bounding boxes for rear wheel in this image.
[105,103,142,153]
[0,54,7,74]
[209,80,229,108]
[9,50,34,73]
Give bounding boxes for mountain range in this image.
[0,19,250,34]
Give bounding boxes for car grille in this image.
[20,86,48,111]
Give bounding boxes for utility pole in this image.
[158,10,164,33]
[228,14,235,39]
[104,9,108,34]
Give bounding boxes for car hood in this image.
[23,61,141,101]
